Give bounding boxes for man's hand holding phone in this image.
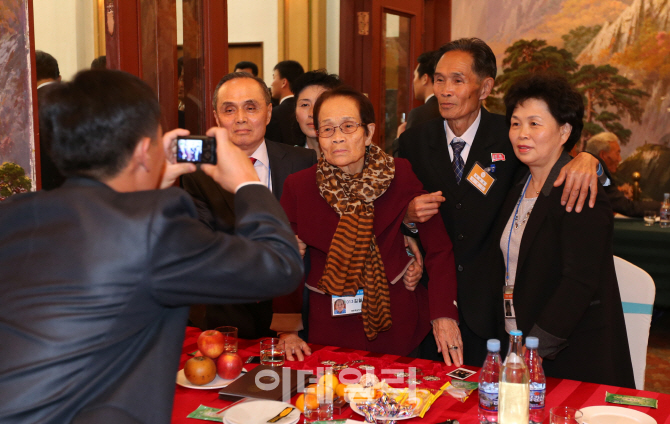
[200,127,260,193]
[160,128,197,189]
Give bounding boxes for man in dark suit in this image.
[266,60,305,146]
[0,70,302,424]
[398,38,600,366]
[182,72,317,339]
[585,132,661,216]
[35,50,65,190]
[397,50,441,138]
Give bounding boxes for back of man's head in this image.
[234,61,259,77]
[437,38,497,81]
[39,70,161,181]
[416,51,438,82]
[90,55,107,70]
[274,60,305,92]
[35,51,60,82]
[585,132,618,156]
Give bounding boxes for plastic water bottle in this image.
[525,337,546,424]
[660,193,670,228]
[499,330,529,424]
[479,339,502,423]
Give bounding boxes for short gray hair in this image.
[585,132,619,156]
[212,72,271,111]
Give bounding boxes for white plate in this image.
[223,400,300,424]
[176,367,247,390]
[350,400,416,421]
[580,406,656,424]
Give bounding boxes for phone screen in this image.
[177,138,204,163]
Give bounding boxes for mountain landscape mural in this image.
[453,0,670,201]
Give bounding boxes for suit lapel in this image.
[495,176,527,244]
[266,139,288,201]
[455,108,501,200]
[515,190,550,276]
[516,153,571,275]
[426,120,460,198]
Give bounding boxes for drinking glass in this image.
[215,326,238,353]
[260,337,285,366]
[550,406,583,424]
[644,210,657,226]
[303,381,334,422]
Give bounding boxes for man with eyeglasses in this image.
[181,72,317,339]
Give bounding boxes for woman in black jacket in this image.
[494,73,634,388]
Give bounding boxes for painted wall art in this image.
[453,0,670,201]
[0,0,35,199]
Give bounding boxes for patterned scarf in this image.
[316,144,395,340]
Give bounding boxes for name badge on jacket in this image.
[331,289,363,316]
[466,162,497,196]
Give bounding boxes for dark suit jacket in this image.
[491,153,635,388]
[181,140,316,338]
[602,164,661,217]
[266,97,303,146]
[398,108,523,342]
[406,95,441,130]
[0,178,302,424]
[276,159,458,355]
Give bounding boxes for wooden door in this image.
[339,0,423,150]
[228,42,263,77]
[104,0,227,134]
[339,0,450,149]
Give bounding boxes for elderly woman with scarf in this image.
[272,87,462,365]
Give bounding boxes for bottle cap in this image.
[510,330,523,336]
[526,336,538,349]
[487,339,500,352]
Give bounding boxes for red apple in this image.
[183,356,217,385]
[197,330,225,358]
[216,352,244,380]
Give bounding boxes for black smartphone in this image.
[245,356,261,364]
[176,136,217,164]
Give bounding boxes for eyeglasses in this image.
[317,121,364,138]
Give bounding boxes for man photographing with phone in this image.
[0,69,304,424]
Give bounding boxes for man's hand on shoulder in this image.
[160,128,197,189]
[200,127,260,192]
[553,152,599,213]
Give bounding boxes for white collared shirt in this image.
[279,95,294,105]
[444,109,482,164]
[424,93,435,104]
[249,140,272,192]
[37,80,57,90]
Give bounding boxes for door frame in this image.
[339,0,451,147]
[105,0,228,133]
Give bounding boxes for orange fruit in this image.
[318,373,339,389]
[295,394,305,412]
[335,383,347,398]
[304,390,320,410]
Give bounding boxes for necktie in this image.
[451,138,466,184]
[250,157,257,165]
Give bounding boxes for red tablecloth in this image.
[172,327,670,423]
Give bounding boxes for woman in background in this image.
[292,70,342,156]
